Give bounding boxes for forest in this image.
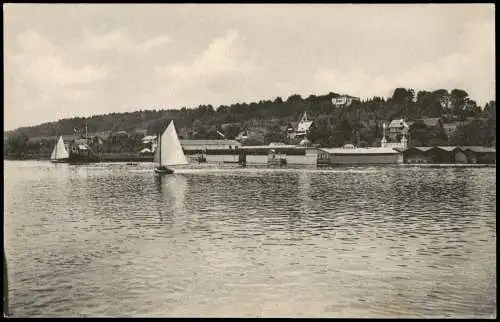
[4,88,496,158]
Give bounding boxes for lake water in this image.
[3,161,496,318]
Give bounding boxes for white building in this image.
[288,112,313,140]
[381,121,408,149]
[331,95,361,107]
[386,119,409,140]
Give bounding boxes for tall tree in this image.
[450,89,469,110]
[391,88,415,104]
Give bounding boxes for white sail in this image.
[159,121,188,167]
[50,136,69,160]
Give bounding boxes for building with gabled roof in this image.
[386,118,409,140]
[287,112,313,140]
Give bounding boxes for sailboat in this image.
[50,136,69,163]
[154,121,188,175]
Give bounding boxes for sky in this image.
[3,4,495,131]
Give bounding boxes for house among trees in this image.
[287,112,313,140]
[331,95,361,107]
[386,118,410,140]
[141,134,157,153]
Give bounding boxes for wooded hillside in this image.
[4,88,496,157]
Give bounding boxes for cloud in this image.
[4,30,109,129]
[157,29,255,83]
[311,20,495,105]
[9,30,107,96]
[153,29,257,107]
[3,4,495,130]
[80,28,171,55]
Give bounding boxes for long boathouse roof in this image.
[180,139,242,151]
[180,139,241,146]
[319,147,401,155]
[241,144,299,150]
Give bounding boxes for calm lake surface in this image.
[4,161,496,318]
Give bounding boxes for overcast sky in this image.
[4,4,495,130]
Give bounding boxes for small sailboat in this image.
[50,136,69,163]
[154,121,188,175]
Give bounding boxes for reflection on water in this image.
[3,161,496,318]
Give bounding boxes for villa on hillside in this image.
[386,118,410,140]
[287,112,313,140]
[331,95,361,107]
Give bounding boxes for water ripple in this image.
[3,161,496,318]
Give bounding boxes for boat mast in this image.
[158,132,161,167]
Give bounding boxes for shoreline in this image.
[3,156,495,168]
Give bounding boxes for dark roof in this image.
[403,147,434,153]
[460,146,496,153]
[402,146,496,154]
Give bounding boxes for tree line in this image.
[4,88,496,158]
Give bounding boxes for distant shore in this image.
[4,153,154,162]
[4,153,495,168]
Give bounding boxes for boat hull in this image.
[68,150,100,164]
[50,158,69,163]
[154,167,174,175]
